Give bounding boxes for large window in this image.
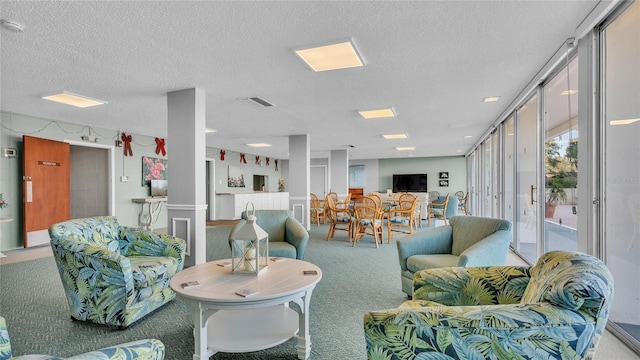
[543,57,579,254]
[602,0,640,349]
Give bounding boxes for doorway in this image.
[253,175,267,191]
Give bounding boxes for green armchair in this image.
[0,316,165,360]
[48,216,186,328]
[364,250,614,360]
[397,215,512,296]
[230,210,309,260]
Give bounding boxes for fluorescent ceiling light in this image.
[42,91,107,108]
[247,143,272,147]
[205,128,217,133]
[610,118,640,126]
[464,135,473,139]
[482,96,501,103]
[359,108,395,119]
[395,146,415,151]
[295,40,364,72]
[560,90,578,95]
[382,133,407,139]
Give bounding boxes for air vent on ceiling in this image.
[238,97,275,108]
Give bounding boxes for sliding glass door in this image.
[602,0,640,349]
[515,96,539,261]
[542,57,579,253]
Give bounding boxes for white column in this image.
[330,149,349,199]
[167,88,207,267]
[288,135,310,229]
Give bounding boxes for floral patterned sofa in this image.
[48,216,186,328]
[364,250,614,360]
[0,316,165,360]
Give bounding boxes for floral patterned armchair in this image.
[364,250,614,360]
[0,316,165,360]
[48,216,186,328]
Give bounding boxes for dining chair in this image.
[387,193,419,242]
[325,194,354,242]
[427,193,450,226]
[353,196,383,248]
[309,193,326,226]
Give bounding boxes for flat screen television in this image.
[150,179,168,197]
[392,174,427,193]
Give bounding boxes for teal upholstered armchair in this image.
[396,215,512,296]
[364,250,614,360]
[48,216,186,328]
[230,210,309,260]
[0,316,165,360]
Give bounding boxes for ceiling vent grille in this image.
[238,97,274,108]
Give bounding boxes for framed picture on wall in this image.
[439,172,449,179]
[439,179,449,187]
[228,165,245,187]
[142,156,168,186]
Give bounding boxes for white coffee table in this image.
[170,258,322,360]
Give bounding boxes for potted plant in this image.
[545,177,566,218]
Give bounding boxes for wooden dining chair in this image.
[353,196,383,248]
[387,193,419,242]
[427,193,450,226]
[325,194,354,242]
[310,193,326,226]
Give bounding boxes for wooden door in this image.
[23,136,70,247]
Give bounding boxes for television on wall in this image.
[150,179,168,197]
[392,174,427,193]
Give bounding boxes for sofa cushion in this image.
[450,216,511,256]
[406,254,459,273]
[242,210,291,242]
[49,216,121,253]
[268,242,297,259]
[522,250,613,313]
[129,256,180,289]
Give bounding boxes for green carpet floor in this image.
[0,223,410,359]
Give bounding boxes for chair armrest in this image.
[457,230,512,267]
[396,226,453,271]
[412,266,531,305]
[364,302,597,360]
[120,227,186,271]
[66,338,165,360]
[50,239,135,308]
[285,217,309,260]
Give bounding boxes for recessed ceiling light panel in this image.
[295,39,364,72]
[247,143,272,148]
[205,128,217,133]
[482,96,501,103]
[610,118,639,126]
[42,91,107,108]
[359,108,395,119]
[560,90,578,95]
[382,133,407,139]
[395,146,415,151]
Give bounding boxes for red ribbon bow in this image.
[255,156,260,165]
[275,159,278,171]
[220,150,226,161]
[155,138,166,156]
[240,153,247,164]
[121,132,133,156]
[266,157,270,165]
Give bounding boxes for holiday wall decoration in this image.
[121,132,133,156]
[155,138,166,156]
[220,149,226,161]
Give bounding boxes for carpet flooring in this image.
[1,224,407,359]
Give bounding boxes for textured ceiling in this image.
[0,1,599,160]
